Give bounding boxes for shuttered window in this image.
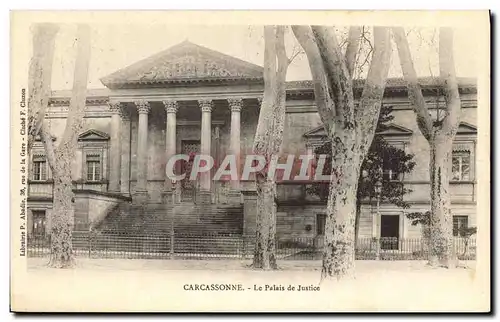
[452,151,471,181]
[32,155,47,181]
[86,154,101,181]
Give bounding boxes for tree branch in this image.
[59,24,91,150]
[254,25,278,156]
[292,25,335,135]
[287,42,304,65]
[27,23,59,152]
[271,25,289,153]
[439,27,462,136]
[276,26,290,83]
[392,27,434,141]
[312,26,355,125]
[356,27,392,156]
[345,26,362,78]
[353,27,374,78]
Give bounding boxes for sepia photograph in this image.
[9,10,490,312]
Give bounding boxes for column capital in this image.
[227,98,243,112]
[108,101,122,114]
[135,100,151,114]
[257,97,263,105]
[163,100,179,114]
[198,99,213,113]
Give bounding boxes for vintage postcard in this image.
[10,11,490,312]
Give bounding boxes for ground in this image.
[12,258,488,312]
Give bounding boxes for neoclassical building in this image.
[27,41,478,246]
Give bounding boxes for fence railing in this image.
[27,232,476,261]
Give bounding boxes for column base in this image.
[162,190,175,204]
[197,190,212,204]
[133,190,149,205]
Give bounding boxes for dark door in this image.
[181,140,201,201]
[380,215,400,250]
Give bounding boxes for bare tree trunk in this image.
[393,27,461,268]
[42,25,91,268]
[27,24,59,151]
[48,148,77,268]
[252,26,289,270]
[293,26,391,279]
[254,179,278,269]
[428,136,455,266]
[323,149,361,278]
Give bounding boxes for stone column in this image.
[198,99,213,203]
[120,108,131,195]
[134,100,151,203]
[227,98,243,201]
[163,100,178,202]
[108,101,122,193]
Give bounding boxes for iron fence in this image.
[27,232,476,261]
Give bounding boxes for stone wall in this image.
[73,190,131,230]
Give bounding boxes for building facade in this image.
[27,41,478,246]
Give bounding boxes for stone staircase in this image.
[96,201,244,236]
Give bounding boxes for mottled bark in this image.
[293,26,391,279]
[323,140,361,278]
[41,25,91,268]
[46,148,77,268]
[428,136,455,266]
[291,26,336,133]
[253,179,278,269]
[27,24,59,152]
[393,27,461,267]
[252,26,289,269]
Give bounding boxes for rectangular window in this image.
[32,210,46,236]
[452,151,471,181]
[382,169,400,181]
[453,215,469,237]
[316,214,326,235]
[32,156,47,181]
[86,154,101,182]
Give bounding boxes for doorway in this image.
[380,215,400,250]
[181,140,201,201]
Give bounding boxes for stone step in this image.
[97,201,244,236]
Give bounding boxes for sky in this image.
[47,24,480,90]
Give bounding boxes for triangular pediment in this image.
[303,123,413,138]
[376,123,413,136]
[101,41,263,87]
[303,125,327,138]
[78,129,110,141]
[457,122,477,134]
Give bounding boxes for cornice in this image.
[105,77,264,90]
